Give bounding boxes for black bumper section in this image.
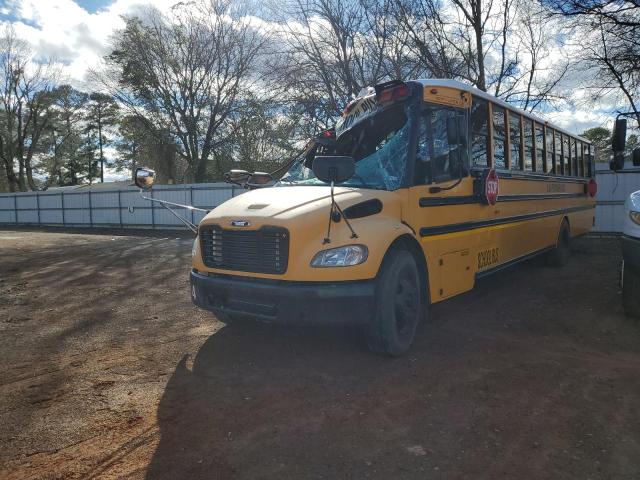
[190,270,375,325]
[622,235,640,273]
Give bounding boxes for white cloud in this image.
[2,0,178,87]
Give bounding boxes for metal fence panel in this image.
[0,196,15,209]
[40,209,64,224]
[594,168,640,232]
[0,211,15,223]
[0,183,239,230]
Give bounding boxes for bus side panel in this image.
[568,208,594,237]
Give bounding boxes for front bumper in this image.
[622,235,640,273]
[190,270,375,325]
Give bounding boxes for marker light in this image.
[377,84,410,105]
[630,211,640,226]
[311,245,368,267]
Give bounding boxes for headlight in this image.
[192,238,198,257]
[311,245,368,267]
[630,211,640,225]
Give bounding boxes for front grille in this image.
[199,225,289,274]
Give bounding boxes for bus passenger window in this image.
[535,123,544,172]
[555,132,563,175]
[524,119,534,171]
[563,135,570,175]
[471,96,488,167]
[492,105,506,169]
[572,138,578,176]
[547,128,555,173]
[509,112,522,170]
[586,144,593,177]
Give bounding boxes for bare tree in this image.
[270,0,413,130]
[544,0,640,123]
[100,0,266,182]
[0,26,58,191]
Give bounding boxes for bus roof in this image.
[414,79,591,144]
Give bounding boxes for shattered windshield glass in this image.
[278,103,412,191]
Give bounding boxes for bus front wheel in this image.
[623,262,640,319]
[548,220,571,267]
[366,249,423,356]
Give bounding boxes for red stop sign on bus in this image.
[484,169,499,205]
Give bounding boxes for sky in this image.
[0,0,619,180]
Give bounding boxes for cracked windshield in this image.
[279,102,412,190]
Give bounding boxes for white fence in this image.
[0,171,639,232]
[594,167,640,233]
[0,183,238,229]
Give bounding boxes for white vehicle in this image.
[622,190,640,318]
[610,115,640,318]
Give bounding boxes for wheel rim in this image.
[393,265,419,337]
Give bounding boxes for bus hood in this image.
[202,186,367,226]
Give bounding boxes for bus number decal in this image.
[547,183,566,192]
[478,247,500,269]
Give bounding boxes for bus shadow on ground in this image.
[143,322,390,479]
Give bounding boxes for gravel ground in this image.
[1,228,639,480]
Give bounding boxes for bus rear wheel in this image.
[548,220,571,267]
[623,262,640,319]
[366,249,422,357]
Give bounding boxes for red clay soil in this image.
[1,229,639,479]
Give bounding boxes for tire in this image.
[366,249,423,357]
[548,220,571,267]
[623,262,640,319]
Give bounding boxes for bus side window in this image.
[555,131,563,175]
[524,119,534,171]
[563,134,570,175]
[471,96,488,167]
[586,144,593,177]
[546,128,555,173]
[535,123,544,172]
[492,105,506,169]
[509,112,522,170]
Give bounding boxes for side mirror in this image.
[225,169,250,182]
[247,171,273,187]
[312,156,355,184]
[612,118,627,152]
[633,147,640,167]
[134,167,155,189]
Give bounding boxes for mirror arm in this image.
[139,193,210,213]
[139,191,207,235]
[156,201,198,234]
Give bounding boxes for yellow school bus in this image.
[189,79,597,356]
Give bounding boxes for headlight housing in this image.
[311,244,368,267]
[630,211,640,225]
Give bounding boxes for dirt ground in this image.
[1,228,640,480]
